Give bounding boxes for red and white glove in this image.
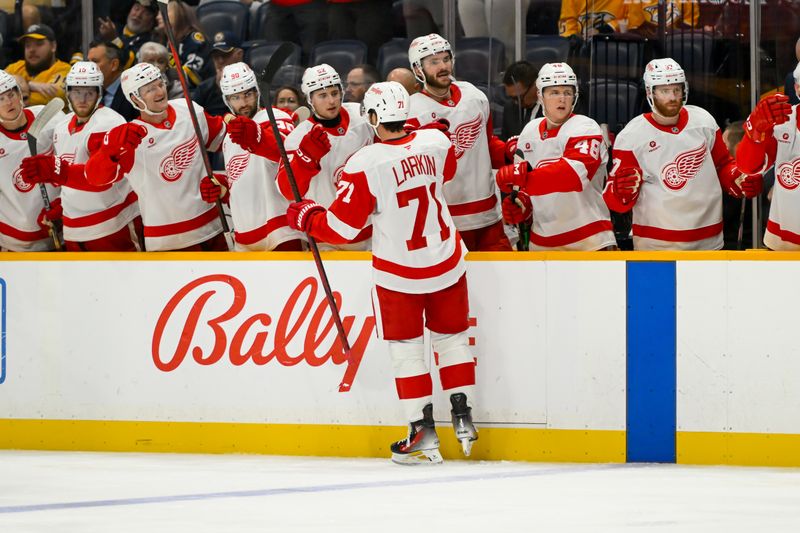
[297,124,331,164]
[495,161,531,194]
[502,189,532,224]
[227,115,278,159]
[287,199,326,232]
[504,136,519,163]
[37,197,62,231]
[610,167,643,205]
[404,118,451,135]
[727,173,764,199]
[199,174,228,204]
[744,94,792,143]
[21,154,66,186]
[103,122,147,157]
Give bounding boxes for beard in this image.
[653,99,681,118]
[25,51,54,76]
[424,70,452,91]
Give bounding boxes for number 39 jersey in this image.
[320,130,463,294]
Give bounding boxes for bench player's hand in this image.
[745,94,792,143]
[287,199,325,232]
[495,161,530,194]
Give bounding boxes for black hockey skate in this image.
[390,404,443,465]
[450,393,478,457]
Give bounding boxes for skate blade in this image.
[459,437,475,457]
[391,448,444,465]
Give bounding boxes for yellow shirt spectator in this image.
[627,0,699,31]
[5,23,70,107]
[559,0,627,38]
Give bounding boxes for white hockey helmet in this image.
[220,62,261,113]
[301,63,342,100]
[120,62,165,115]
[535,62,579,112]
[66,61,104,114]
[643,57,688,111]
[408,33,453,83]
[362,81,410,128]
[0,70,20,95]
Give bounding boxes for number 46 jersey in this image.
[318,129,463,294]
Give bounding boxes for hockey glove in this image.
[227,116,279,160]
[102,122,147,161]
[297,124,331,164]
[495,161,531,194]
[200,174,229,204]
[502,189,532,225]
[744,94,792,143]
[287,199,326,233]
[504,136,519,163]
[37,197,62,231]
[610,167,643,205]
[404,118,451,135]
[727,173,764,199]
[21,154,67,186]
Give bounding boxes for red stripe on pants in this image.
[395,374,433,400]
[439,361,476,390]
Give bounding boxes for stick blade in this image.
[28,98,65,139]
[258,42,296,86]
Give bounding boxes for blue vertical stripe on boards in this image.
[626,261,676,463]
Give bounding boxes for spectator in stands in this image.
[97,0,158,56]
[192,30,244,117]
[5,24,70,106]
[327,0,393,65]
[386,67,420,95]
[559,0,625,42]
[784,36,800,105]
[501,60,538,140]
[458,0,531,65]
[87,40,138,122]
[154,0,213,87]
[344,64,379,104]
[263,0,327,63]
[274,85,304,112]
[628,0,699,39]
[138,41,183,99]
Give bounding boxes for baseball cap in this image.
[135,0,159,15]
[18,24,56,42]
[210,31,242,54]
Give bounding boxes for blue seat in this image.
[588,80,642,133]
[196,1,250,42]
[664,31,713,75]
[376,38,412,78]
[590,34,647,81]
[249,2,270,41]
[455,37,506,85]
[525,35,570,70]
[309,40,368,80]
[246,41,301,77]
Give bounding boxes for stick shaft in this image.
[27,134,61,250]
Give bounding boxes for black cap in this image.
[18,24,56,42]
[210,31,242,54]
[135,0,159,15]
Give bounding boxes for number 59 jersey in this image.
[327,129,464,294]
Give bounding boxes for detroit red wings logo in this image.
[451,115,483,159]
[225,153,250,184]
[12,167,32,192]
[159,137,198,182]
[660,143,706,191]
[777,159,800,190]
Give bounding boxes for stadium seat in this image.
[455,37,506,85]
[590,33,647,81]
[376,38,412,78]
[271,65,306,94]
[309,40,368,79]
[588,80,643,134]
[249,2,270,41]
[246,41,301,77]
[664,31,713,75]
[525,35,570,71]
[196,1,250,42]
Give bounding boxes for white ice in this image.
[1,450,799,532]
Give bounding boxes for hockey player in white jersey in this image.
[406,33,513,251]
[276,63,373,251]
[603,58,760,250]
[736,67,797,250]
[286,82,478,464]
[84,62,227,252]
[495,62,616,250]
[20,61,142,251]
[198,62,303,251]
[0,71,63,251]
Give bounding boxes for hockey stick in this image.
[257,42,355,393]
[27,97,65,251]
[156,0,232,249]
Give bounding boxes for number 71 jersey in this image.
[327,129,464,294]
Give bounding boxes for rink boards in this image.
[0,251,798,466]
